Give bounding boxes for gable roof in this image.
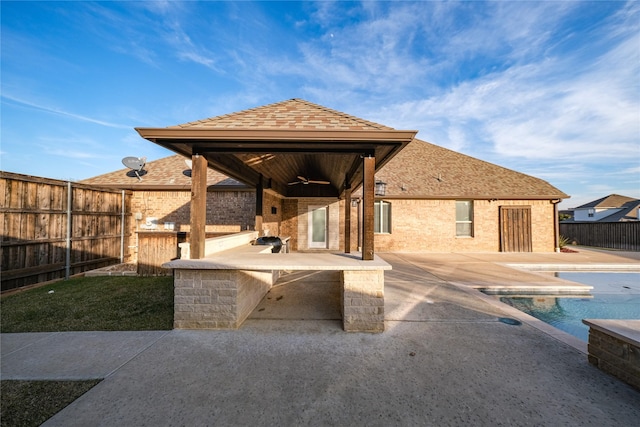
[80,155,247,190]
[172,98,393,130]
[136,99,417,198]
[575,194,637,209]
[597,200,640,222]
[371,139,568,199]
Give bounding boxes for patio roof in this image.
[135,99,417,198]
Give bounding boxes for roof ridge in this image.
[576,193,638,209]
[173,98,393,130]
[177,100,295,127]
[290,98,392,130]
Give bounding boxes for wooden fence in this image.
[1,172,132,292]
[560,222,640,251]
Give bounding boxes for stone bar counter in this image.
[164,246,390,333]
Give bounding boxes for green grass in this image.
[1,275,174,333]
[0,276,173,425]
[1,380,102,427]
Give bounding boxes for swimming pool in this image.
[498,272,640,342]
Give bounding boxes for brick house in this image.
[82,99,568,257]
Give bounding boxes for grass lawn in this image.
[1,275,174,333]
[1,380,102,427]
[1,275,173,424]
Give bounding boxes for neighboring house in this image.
[568,194,640,222]
[82,98,568,254]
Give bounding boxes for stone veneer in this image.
[341,270,385,332]
[174,269,277,329]
[173,267,386,332]
[583,319,640,391]
[166,241,390,333]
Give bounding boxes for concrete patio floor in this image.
[2,247,639,426]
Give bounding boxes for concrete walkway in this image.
[2,248,639,426]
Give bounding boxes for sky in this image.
[1,1,639,209]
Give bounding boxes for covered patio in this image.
[135,99,417,332]
[135,128,417,260]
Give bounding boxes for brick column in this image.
[173,269,273,329]
[341,269,384,332]
[586,326,640,390]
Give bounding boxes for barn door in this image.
[500,206,532,252]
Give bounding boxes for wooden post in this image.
[362,155,375,260]
[255,175,264,236]
[344,185,352,254]
[190,154,207,259]
[65,181,72,279]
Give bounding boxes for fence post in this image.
[120,190,125,263]
[65,181,72,280]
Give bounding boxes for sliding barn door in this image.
[500,206,532,252]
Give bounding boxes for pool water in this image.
[499,272,640,342]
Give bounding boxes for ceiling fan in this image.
[288,175,330,186]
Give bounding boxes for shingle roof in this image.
[371,139,568,199]
[598,200,640,222]
[85,99,568,200]
[80,155,246,190]
[575,194,637,209]
[171,98,393,130]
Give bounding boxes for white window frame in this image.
[374,200,392,234]
[455,200,474,237]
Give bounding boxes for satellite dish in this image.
[122,156,146,181]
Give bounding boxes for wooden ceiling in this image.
[135,128,417,198]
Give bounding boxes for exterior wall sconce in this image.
[375,181,387,197]
[351,199,360,207]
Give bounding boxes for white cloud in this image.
[1,94,133,129]
[366,25,639,162]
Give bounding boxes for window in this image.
[456,201,473,237]
[374,200,391,234]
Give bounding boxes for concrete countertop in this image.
[163,252,392,271]
[582,319,640,347]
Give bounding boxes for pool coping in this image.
[502,263,640,272]
[582,319,640,347]
[463,264,639,355]
[450,281,589,354]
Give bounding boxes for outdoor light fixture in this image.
[375,181,387,197]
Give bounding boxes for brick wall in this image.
[281,199,299,251]
[261,191,283,237]
[341,270,385,332]
[292,198,341,251]
[372,199,556,252]
[587,328,639,390]
[129,192,557,255]
[173,268,274,329]
[130,190,256,233]
[129,190,256,261]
